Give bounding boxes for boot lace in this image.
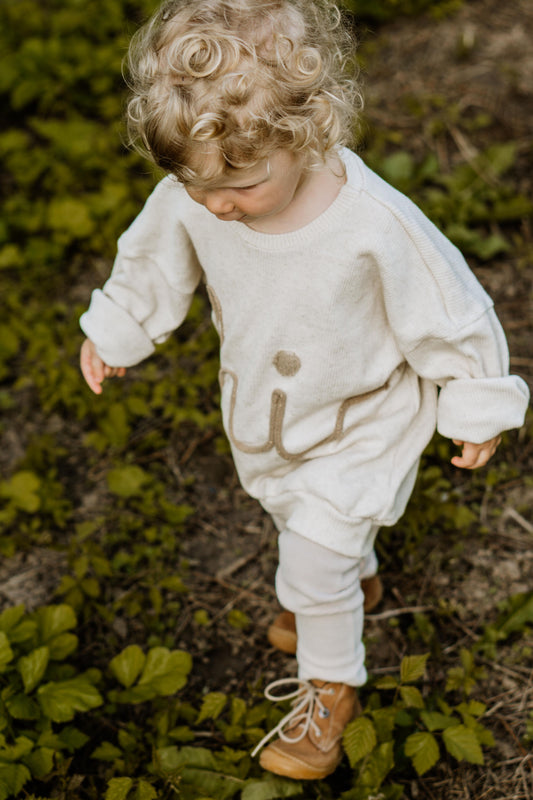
[251,678,334,757]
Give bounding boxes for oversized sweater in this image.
[80,148,529,549]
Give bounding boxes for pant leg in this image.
[275,527,379,687]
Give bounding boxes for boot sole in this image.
[259,743,342,780]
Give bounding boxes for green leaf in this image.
[0,633,14,670]
[0,606,25,634]
[356,741,395,796]
[400,653,429,684]
[107,466,150,498]
[242,776,304,799]
[37,678,103,722]
[48,632,78,660]
[442,724,484,765]
[497,592,533,637]
[197,692,227,724]
[371,707,397,741]
[460,700,487,718]
[0,763,31,796]
[92,742,123,762]
[227,609,251,629]
[399,685,424,709]
[5,694,40,720]
[110,645,146,689]
[35,605,77,645]
[17,646,49,693]
[0,471,40,512]
[380,151,415,189]
[343,716,377,767]
[155,747,245,800]
[404,731,440,775]
[137,647,192,695]
[137,780,158,800]
[22,747,55,779]
[0,736,33,762]
[105,777,133,800]
[48,197,95,238]
[375,675,398,690]
[481,142,517,178]
[57,725,90,753]
[420,711,459,731]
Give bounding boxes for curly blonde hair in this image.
[126,0,362,185]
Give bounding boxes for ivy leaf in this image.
[35,604,77,645]
[375,675,398,690]
[48,196,95,238]
[5,694,40,720]
[400,653,429,684]
[241,776,304,799]
[379,151,415,189]
[497,592,533,637]
[371,707,397,741]
[356,741,395,796]
[0,735,33,762]
[343,716,377,767]
[0,632,14,670]
[107,465,149,498]
[0,471,40,512]
[92,742,123,762]
[48,632,78,661]
[399,685,424,709]
[110,645,146,689]
[137,647,192,696]
[17,646,49,693]
[136,780,158,800]
[442,724,484,765]
[0,606,25,634]
[155,746,245,799]
[37,678,103,722]
[105,777,133,800]
[420,711,459,731]
[231,696,247,726]
[404,731,440,775]
[22,746,55,779]
[197,692,227,724]
[5,619,36,646]
[0,763,31,797]
[57,725,90,753]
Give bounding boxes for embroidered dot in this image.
[273,351,301,377]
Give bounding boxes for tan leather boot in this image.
[253,678,361,780]
[267,574,383,655]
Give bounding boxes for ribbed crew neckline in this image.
[228,149,364,251]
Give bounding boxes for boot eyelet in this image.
[318,707,330,719]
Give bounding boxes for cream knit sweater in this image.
[81,149,529,548]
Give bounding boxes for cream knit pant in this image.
[275,528,379,687]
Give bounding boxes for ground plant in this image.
[0,0,532,798]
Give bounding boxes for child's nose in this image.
[204,191,234,215]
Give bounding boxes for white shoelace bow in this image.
[251,678,333,757]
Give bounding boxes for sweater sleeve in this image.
[80,178,203,368]
[370,187,530,443]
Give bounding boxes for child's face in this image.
[184,150,307,226]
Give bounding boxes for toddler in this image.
[79,0,529,781]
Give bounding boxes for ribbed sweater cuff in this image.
[437,375,530,442]
[79,289,155,368]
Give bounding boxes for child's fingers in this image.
[80,339,104,394]
[451,437,501,470]
[103,365,127,379]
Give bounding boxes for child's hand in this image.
[80,338,126,395]
[451,436,501,470]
